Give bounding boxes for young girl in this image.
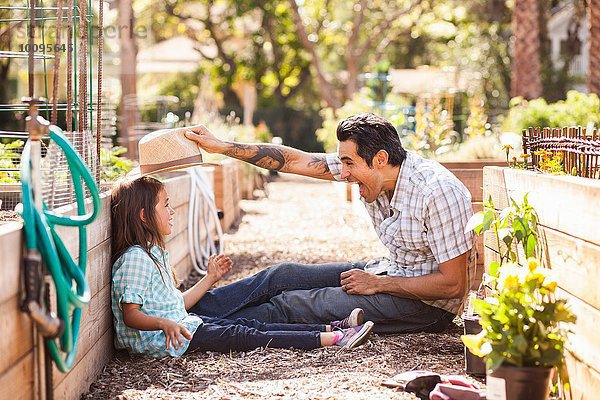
[110,176,374,358]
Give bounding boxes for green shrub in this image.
[316,89,407,153]
[502,91,600,133]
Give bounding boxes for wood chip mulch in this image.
[84,174,481,399]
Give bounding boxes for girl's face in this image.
[154,188,175,236]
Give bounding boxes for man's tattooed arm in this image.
[223,143,288,170]
[222,142,334,180]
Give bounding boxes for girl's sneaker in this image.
[336,321,374,348]
[330,308,364,330]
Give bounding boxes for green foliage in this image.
[100,147,134,184]
[465,194,539,267]
[464,96,491,138]
[502,91,600,133]
[0,140,23,183]
[408,96,458,158]
[463,195,576,371]
[316,90,406,153]
[462,258,576,370]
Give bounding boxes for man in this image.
[185,113,475,333]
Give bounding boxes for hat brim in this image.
[125,161,219,180]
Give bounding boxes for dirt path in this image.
[85,175,475,399]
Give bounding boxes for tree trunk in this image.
[288,0,341,109]
[589,0,600,94]
[119,0,139,156]
[511,0,543,99]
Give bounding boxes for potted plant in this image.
[462,195,577,399]
[462,258,575,399]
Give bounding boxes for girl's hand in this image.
[207,254,233,283]
[159,319,192,351]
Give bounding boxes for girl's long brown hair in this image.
[111,176,176,284]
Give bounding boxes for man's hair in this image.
[336,113,406,167]
[110,176,176,284]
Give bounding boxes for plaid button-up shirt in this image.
[327,150,475,314]
[111,245,202,357]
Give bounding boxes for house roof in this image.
[137,36,216,74]
[388,66,478,94]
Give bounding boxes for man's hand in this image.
[158,318,192,351]
[206,254,233,284]
[340,269,382,295]
[185,125,225,154]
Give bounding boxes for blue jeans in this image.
[189,262,455,334]
[185,315,324,353]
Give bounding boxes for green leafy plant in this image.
[462,257,576,371]
[0,140,23,183]
[502,90,600,133]
[463,195,576,373]
[464,96,491,138]
[100,146,134,184]
[409,96,458,158]
[465,194,539,277]
[316,89,407,153]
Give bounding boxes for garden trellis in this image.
[522,126,600,179]
[0,0,111,210]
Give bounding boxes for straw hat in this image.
[127,127,216,178]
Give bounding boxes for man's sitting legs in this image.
[189,261,364,318]
[225,286,455,334]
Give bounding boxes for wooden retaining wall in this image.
[213,160,241,232]
[0,173,218,400]
[483,166,600,400]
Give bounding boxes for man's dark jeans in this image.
[189,262,455,334]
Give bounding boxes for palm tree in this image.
[589,0,600,94]
[511,0,543,99]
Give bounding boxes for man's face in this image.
[338,140,384,203]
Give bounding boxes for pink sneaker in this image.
[336,321,374,348]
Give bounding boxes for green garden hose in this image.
[20,122,101,373]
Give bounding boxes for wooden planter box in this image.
[483,166,600,399]
[212,160,241,232]
[0,174,202,400]
[441,160,505,290]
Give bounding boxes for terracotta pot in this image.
[463,315,486,376]
[487,364,554,400]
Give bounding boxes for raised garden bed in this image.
[0,174,211,400]
[483,166,600,399]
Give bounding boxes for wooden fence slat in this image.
[0,352,34,400]
[165,228,190,271]
[0,296,34,376]
[483,167,600,244]
[564,351,600,400]
[52,329,114,400]
[0,222,23,305]
[52,285,112,388]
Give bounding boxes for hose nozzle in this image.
[22,251,64,339]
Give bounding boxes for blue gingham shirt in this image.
[327,150,475,314]
[111,245,202,357]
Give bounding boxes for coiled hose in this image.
[187,166,223,274]
[20,124,100,372]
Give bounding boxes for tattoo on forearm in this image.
[307,155,330,176]
[223,143,288,171]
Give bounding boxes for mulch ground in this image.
[85,174,482,399]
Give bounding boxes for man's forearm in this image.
[221,142,289,171]
[376,272,465,300]
[220,141,333,179]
